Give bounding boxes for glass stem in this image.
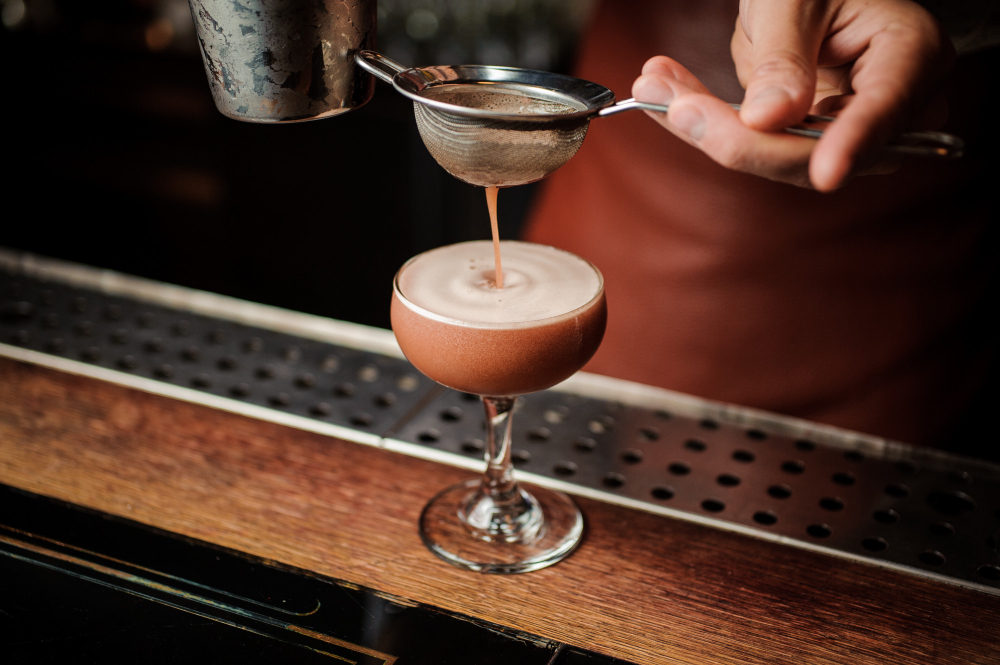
[462,396,540,539]
[481,396,518,503]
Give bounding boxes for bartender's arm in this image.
[632,0,957,191]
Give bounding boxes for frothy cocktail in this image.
[392,240,606,396]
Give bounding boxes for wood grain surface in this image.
[1,356,998,665]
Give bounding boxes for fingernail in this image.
[670,105,705,141]
[634,76,675,105]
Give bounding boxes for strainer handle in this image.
[356,50,408,85]
[600,98,964,159]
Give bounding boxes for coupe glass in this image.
[390,242,606,573]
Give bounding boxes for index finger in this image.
[633,65,817,187]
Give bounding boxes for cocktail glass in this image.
[391,241,606,573]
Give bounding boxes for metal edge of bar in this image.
[2,341,997,598]
[0,343,383,449]
[0,247,406,359]
[4,245,995,476]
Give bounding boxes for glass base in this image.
[419,479,584,574]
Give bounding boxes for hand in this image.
[631,0,954,191]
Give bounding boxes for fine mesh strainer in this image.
[355,51,964,188]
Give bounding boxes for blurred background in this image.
[0,0,595,329]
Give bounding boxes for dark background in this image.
[0,0,592,330]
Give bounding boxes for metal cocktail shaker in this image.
[187,0,376,123]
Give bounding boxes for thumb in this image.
[738,3,827,131]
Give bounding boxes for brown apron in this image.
[524,0,996,445]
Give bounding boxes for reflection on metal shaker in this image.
[187,0,376,123]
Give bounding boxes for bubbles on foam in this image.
[399,241,601,326]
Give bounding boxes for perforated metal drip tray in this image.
[2,250,999,595]
[394,390,1000,588]
[0,267,436,441]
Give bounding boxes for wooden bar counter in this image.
[2,356,998,664]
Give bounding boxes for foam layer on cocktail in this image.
[398,241,601,326]
[392,241,606,396]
